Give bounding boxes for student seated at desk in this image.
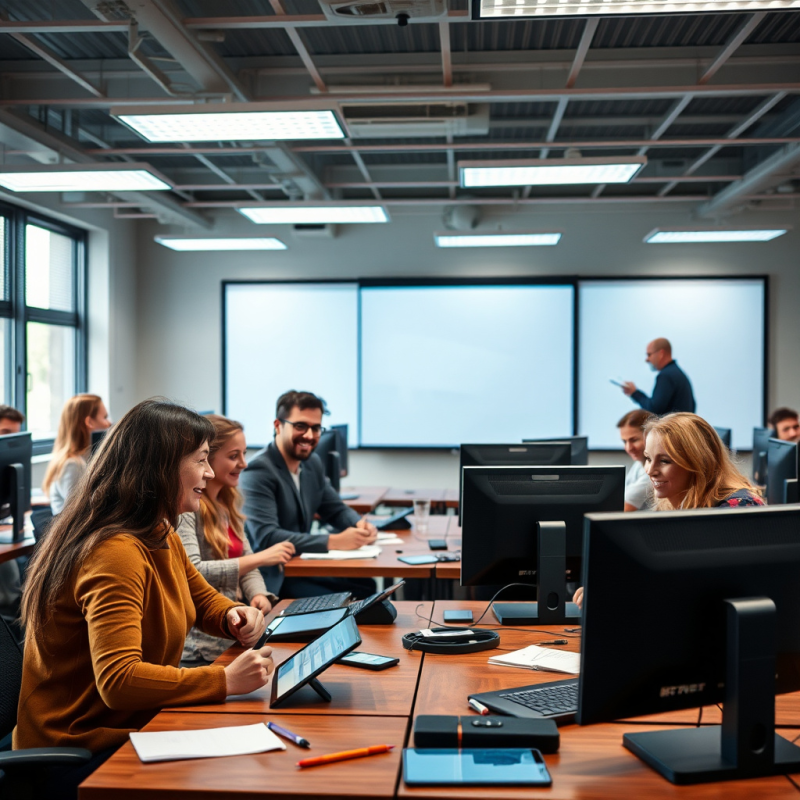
[617,409,653,511]
[42,393,112,514]
[574,412,763,609]
[240,389,378,600]
[179,414,294,666]
[15,400,273,800]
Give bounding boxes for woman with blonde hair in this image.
[178,414,294,665]
[43,393,112,513]
[643,412,764,510]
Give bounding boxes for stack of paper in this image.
[488,645,581,674]
[129,722,285,763]
[299,544,382,560]
[376,532,404,546]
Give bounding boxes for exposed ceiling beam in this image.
[698,12,768,86]
[439,20,453,89]
[658,90,787,196]
[695,141,800,217]
[566,17,599,90]
[269,0,327,92]
[540,97,569,159]
[4,83,799,108]
[183,11,471,29]
[0,108,210,228]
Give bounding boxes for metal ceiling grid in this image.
[210,27,298,58]
[455,19,585,51]
[593,13,753,48]
[745,11,800,43]
[0,0,99,20]
[0,35,38,59]
[301,23,443,55]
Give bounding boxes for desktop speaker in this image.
[414,715,560,753]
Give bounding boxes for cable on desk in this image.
[696,707,703,727]
[785,773,800,794]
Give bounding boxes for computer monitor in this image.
[314,430,342,493]
[460,465,625,625]
[331,424,349,477]
[522,436,589,466]
[578,506,800,785]
[753,426,772,486]
[767,438,799,505]
[90,429,108,458]
[0,431,32,543]
[713,426,732,449]
[458,442,573,525]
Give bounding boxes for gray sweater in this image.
[177,510,277,663]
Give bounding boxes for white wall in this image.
[135,202,800,488]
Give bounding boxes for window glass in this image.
[26,224,75,312]
[26,322,76,439]
[0,216,7,300]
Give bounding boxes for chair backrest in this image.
[0,615,22,740]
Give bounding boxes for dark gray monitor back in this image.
[578,506,800,725]
[753,426,771,485]
[331,424,348,477]
[523,436,589,465]
[767,438,798,505]
[460,464,625,586]
[713,427,732,449]
[0,431,31,511]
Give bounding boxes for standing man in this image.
[240,390,377,600]
[621,337,695,415]
[768,407,800,443]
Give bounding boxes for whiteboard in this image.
[359,284,575,447]
[578,279,765,451]
[224,283,359,448]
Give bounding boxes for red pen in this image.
[296,744,394,768]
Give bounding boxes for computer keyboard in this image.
[281,591,352,616]
[499,681,579,718]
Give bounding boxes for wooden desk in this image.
[168,601,431,719]
[0,535,34,564]
[381,489,447,510]
[442,489,459,510]
[342,486,389,515]
[80,712,408,800]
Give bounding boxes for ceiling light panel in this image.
[238,206,389,224]
[435,232,562,247]
[646,229,789,243]
[459,158,646,187]
[155,237,287,251]
[0,163,171,192]
[116,110,345,143]
[476,0,796,18]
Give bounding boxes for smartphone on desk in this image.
[403,748,552,787]
[338,651,399,671]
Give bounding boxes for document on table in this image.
[129,722,285,763]
[299,544,382,560]
[376,533,404,545]
[488,645,581,675]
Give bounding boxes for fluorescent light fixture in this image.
[460,158,646,187]
[238,206,389,224]
[155,236,287,251]
[0,163,171,192]
[645,228,789,244]
[434,231,562,247]
[474,0,795,18]
[114,105,345,143]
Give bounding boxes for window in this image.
[0,204,86,450]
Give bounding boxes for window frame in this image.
[0,201,87,455]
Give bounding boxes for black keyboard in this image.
[499,681,579,717]
[281,591,352,616]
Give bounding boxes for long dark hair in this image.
[22,399,214,636]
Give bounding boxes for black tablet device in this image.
[265,608,349,642]
[270,615,362,708]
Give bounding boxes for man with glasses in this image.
[620,337,696,415]
[241,390,378,599]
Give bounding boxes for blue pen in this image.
[267,721,311,748]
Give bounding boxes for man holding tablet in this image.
[241,390,378,600]
[620,338,695,415]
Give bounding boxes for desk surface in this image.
[0,535,35,564]
[342,486,389,516]
[381,489,448,507]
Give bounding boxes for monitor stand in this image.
[492,521,581,626]
[624,597,800,784]
[784,478,799,504]
[307,677,332,702]
[0,463,26,544]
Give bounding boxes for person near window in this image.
[240,389,378,600]
[178,414,294,666]
[574,412,763,609]
[616,409,653,511]
[0,405,24,436]
[42,394,112,514]
[15,400,273,799]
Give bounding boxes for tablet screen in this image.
[272,615,361,706]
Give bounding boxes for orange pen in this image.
[296,744,395,768]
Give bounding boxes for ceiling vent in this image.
[342,103,490,138]
[318,0,447,22]
[291,224,338,238]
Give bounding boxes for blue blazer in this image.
[240,442,360,592]
[631,360,696,415]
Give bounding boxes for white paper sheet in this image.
[130,722,285,763]
[299,545,382,560]
[488,645,581,675]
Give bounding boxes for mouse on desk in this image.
[395,549,403,554]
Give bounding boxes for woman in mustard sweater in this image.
[15,399,274,797]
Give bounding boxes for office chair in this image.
[0,615,91,797]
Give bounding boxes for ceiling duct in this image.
[318,0,446,22]
[342,103,490,138]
